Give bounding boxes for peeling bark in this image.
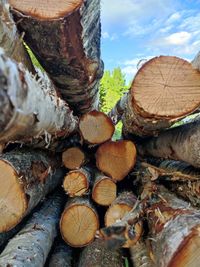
[130,240,154,267]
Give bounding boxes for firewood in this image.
[0,51,78,146]
[79,111,115,144]
[0,0,34,72]
[63,167,91,197]
[92,172,117,206]
[96,140,136,181]
[60,197,99,247]
[9,0,104,114]
[0,149,64,232]
[62,147,86,170]
[119,56,200,137]
[77,239,124,267]
[48,240,72,267]
[0,191,63,267]
[138,119,200,168]
[130,240,154,267]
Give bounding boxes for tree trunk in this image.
[48,240,72,267]
[0,191,64,267]
[119,56,200,137]
[9,0,104,114]
[0,51,78,146]
[60,197,99,247]
[0,149,64,232]
[77,239,124,267]
[79,111,115,144]
[0,0,34,72]
[96,140,136,182]
[138,120,200,168]
[62,147,86,170]
[92,172,117,206]
[130,240,154,267]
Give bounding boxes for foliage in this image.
[24,42,44,71]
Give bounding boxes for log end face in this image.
[62,147,85,170]
[105,204,132,227]
[0,160,27,232]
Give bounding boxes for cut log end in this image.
[132,56,200,118]
[0,160,27,232]
[9,0,83,19]
[79,111,115,145]
[92,177,117,206]
[63,170,89,197]
[105,204,132,226]
[62,147,85,170]
[60,202,99,247]
[96,140,136,181]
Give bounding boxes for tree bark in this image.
[60,197,99,247]
[96,140,136,182]
[130,240,154,267]
[0,0,34,72]
[77,239,124,267]
[0,149,64,232]
[0,191,64,267]
[0,51,78,147]
[9,0,104,114]
[48,240,72,267]
[138,119,200,168]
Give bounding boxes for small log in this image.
[138,119,200,168]
[0,0,34,72]
[121,56,200,137]
[9,0,104,114]
[96,140,136,181]
[130,240,154,267]
[63,167,91,197]
[77,239,124,267]
[60,197,99,247]
[0,149,64,232]
[105,192,137,227]
[0,191,63,267]
[48,240,72,267]
[0,51,78,146]
[62,147,86,170]
[79,111,115,144]
[92,172,117,206]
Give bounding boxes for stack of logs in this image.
[0,0,200,267]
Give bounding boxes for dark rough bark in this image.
[0,149,64,232]
[10,0,104,114]
[77,239,124,267]
[138,120,200,168]
[130,240,154,267]
[48,240,72,267]
[0,191,64,267]
[0,51,78,147]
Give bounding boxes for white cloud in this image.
[102,31,118,41]
[164,31,192,45]
[102,32,109,39]
[166,12,181,24]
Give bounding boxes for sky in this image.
[101,0,200,82]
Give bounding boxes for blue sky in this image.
[101,0,200,82]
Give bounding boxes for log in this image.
[138,119,200,168]
[62,147,86,170]
[0,50,78,146]
[9,0,104,114]
[77,239,124,267]
[60,197,99,247]
[130,240,154,267]
[0,149,64,232]
[79,111,115,144]
[48,240,72,267]
[119,56,200,137]
[0,0,34,72]
[63,167,91,197]
[0,191,63,267]
[92,172,117,206]
[96,140,136,181]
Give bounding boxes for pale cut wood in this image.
[0,192,63,267]
[96,140,136,181]
[0,149,64,232]
[48,240,72,267]
[0,50,77,146]
[9,0,103,114]
[79,111,115,144]
[62,147,86,170]
[60,198,99,247]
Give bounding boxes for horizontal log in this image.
[62,147,86,170]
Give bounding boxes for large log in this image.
[0,149,64,232]
[9,0,104,114]
[0,51,77,146]
[0,0,34,72]
[60,197,99,247]
[138,119,200,167]
[0,192,63,267]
